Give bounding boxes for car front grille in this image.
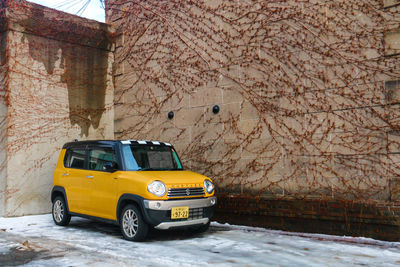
[167,187,205,198]
[188,208,203,220]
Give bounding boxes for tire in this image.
[193,221,210,234]
[52,196,71,226]
[120,204,148,242]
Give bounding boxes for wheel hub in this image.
[123,209,138,238]
[53,200,64,222]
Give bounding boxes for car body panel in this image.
[89,170,118,220]
[52,140,216,230]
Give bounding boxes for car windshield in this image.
[122,144,183,171]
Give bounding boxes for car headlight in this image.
[204,179,215,194]
[147,181,166,197]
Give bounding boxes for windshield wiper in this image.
[138,168,183,171]
[139,168,168,171]
[138,167,154,171]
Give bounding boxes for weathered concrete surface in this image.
[106,0,400,239]
[106,0,400,199]
[384,0,400,8]
[0,30,7,217]
[0,0,114,217]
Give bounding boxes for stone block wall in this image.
[384,2,400,205]
[106,0,400,203]
[104,1,400,239]
[0,0,114,217]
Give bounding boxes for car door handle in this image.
[86,175,94,179]
[62,173,69,176]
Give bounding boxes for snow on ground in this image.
[0,215,400,266]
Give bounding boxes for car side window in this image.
[89,147,117,172]
[64,148,87,169]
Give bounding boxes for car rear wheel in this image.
[120,204,148,242]
[52,196,71,226]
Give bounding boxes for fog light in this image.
[211,198,216,205]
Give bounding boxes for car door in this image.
[87,146,119,220]
[63,147,93,214]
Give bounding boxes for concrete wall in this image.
[107,0,400,201]
[0,0,114,216]
[106,0,400,238]
[384,1,400,204]
[0,30,7,217]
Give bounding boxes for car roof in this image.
[62,140,172,149]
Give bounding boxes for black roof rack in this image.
[62,140,173,149]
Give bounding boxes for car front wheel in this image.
[120,204,148,242]
[52,196,71,226]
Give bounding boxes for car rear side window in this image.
[64,149,86,169]
[88,148,117,171]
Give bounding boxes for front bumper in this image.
[142,196,217,229]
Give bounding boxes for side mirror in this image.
[103,162,118,172]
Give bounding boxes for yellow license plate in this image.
[171,207,189,219]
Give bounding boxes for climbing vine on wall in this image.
[107,0,400,203]
[0,0,114,216]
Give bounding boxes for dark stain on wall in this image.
[20,7,109,136]
[60,44,108,136]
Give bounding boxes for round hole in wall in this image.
[212,105,220,114]
[168,111,174,119]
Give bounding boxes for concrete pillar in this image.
[0,0,115,216]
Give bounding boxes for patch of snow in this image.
[0,215,400,266]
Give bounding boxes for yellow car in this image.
[51,140,216,241]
